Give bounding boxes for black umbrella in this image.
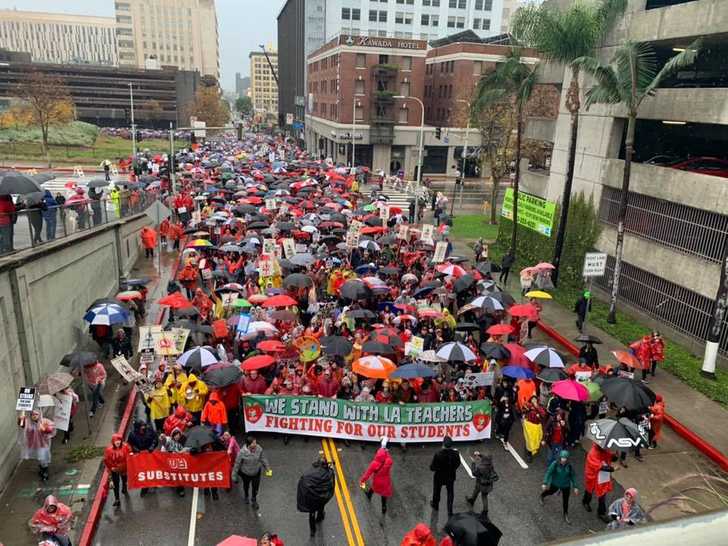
[599,377,655,409]
[121,277,151,288]
[277,222,295,232]
[444,512,502,546]
[489,291,515,307]
[586,417,648,452]
[248,221,270,229]
[0,172,42,195]
[364,217,383,227]
[340,280,371,300]
[379,266,400,275]
[321,336,353,357]
[346,308,376,320]
[537,367,568,383]
[454,274,476,293]
[173,320,214,334]
[87,178,111,188]
[447,256,469,264]
[479,343,510,360]
[31,173,56,184]
[283,273,313,289]
[202,365,243,388]
[184,425,218,450]
[362,340,396,354]
[175,306,200,317]
[60,351,98,369]
[574,334,603,344]
[475,262,492,275]
[456,322,479,331]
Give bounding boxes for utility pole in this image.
[169,122,176,194]
[259,45,279,87]
[702,235,728,379]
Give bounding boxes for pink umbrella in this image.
[216,536,257,546]
[534,262,556,270]
[503,342,529,367]
[551,380,589,402]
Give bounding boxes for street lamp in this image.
[450,99,471,217]
[128,82,137,164]
[394,95,424,222]
[352,99,360,168]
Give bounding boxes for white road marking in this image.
[506,443,529,469]
[187,487,199,546]
[459,452,474,478]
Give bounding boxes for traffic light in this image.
[435,127,441,140]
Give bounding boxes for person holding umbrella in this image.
[540,450,578,524]
[522,395,546,463]
[297,454,336,537]
[360,437,393,515]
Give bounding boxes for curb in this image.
[536,320,728,472]
[78,242,183,546]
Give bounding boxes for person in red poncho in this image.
[582,443,615,522]
[140,226,157,258]
[649,394,666,448]
[360,438,394,515]
[629,335,653,383]
[164,405,193,436]
[30,495,72,544]
[401,523,437,546]
[201,391,228,433]
[649,331,665,378]
[178,263,198,299]
[103,433,131,506]
[192,288,213,321]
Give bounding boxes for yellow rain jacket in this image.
[145,384,172,420]
[178,373,208,413]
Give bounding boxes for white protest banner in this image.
[201,268,213,281]
[294,243,308,254]
[433,241,448,263]
[259,258,275,277]
[171,327,190,354]
[397,224,409,240]
[381,206,391,224]
[406,336,424,357]
[464,372,495,387]
[350,219,364,233]
[345,230,360,249]
[110,355,140,383]
[282,238,296,259]
[420,224,434,242]
[265,198,277,210]
[262,238,277,256]
[16,387,36,412]
[53,393,73,431]
[221,293,239,307]
[137,325,161,352]
[575,370,592,383]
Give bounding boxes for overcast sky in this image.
[0,0,279,91]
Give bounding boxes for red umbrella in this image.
[158,292,193,309]
[361,226,386,235]
[257,340,286,352]
[508,303,539,320]
[551,380,589,402]
[241,355,276,371]
[612,350,644,369]
[248,294,269,304]
[217,536,257,546]
[394,303,416,313]
[487,324,514,335]
[503,343,529,366]
[262,294,297,308]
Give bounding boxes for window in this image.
[395,12,404,24]
[369,10,378,21]
[421,32,429,39]
[449,0,457,7]
[356,53,366,67]
[352,8,360,20]
[399,107,408,123]
[379,54,389,64]
[400,81,410,96]
[379,11,387,22]
[475,0,492,9]
[378,30,388,36]
[473,60,483,75]
[482,19,490,30]
[341,7,350,19]
[431,15,439,26]
[458,0,467,8]
[456,17,465,28]
[355,79,365,94]
[354,104,363,121]
[447,16,456,28]
[401,56,412,70]
[421,14,429,26]
[473,18,481,29]
[405,13,413,24]
[423,0,440,5]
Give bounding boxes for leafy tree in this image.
[189,87,230,128]
[0,103,34,129]
[511,0,626,284]
[15,71,74,165]
[144,99,164,121]
[574,40,701,322]
[472,48,537,252]
[235,96,252,116]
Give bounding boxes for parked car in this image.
[644,154,682,165]
[667,157,728,179]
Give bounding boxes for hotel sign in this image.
[340,35,426,50]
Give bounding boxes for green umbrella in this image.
[363,203,376,211]
[583,381,602,402]
[233,298,251,308]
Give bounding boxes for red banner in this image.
[127,451,231,490]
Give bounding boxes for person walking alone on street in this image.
[232,435,271,510]
[82,360,107,417]
[499,250,515,286]
[430,435,461,516]
[360,437,394,515]
[297,455,336,537]
[574,291,591,332]
[649,331,665,377]
[540,450,578,524]
[465,451,498,518]
[103,433,131,507]
[140,225,157,259]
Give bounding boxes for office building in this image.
[520,0,728,354]
[249,50,279,119]
[115,0,220,80]
[0,9,117,65]
[0,59,200,128]
[277,0,327,136]
[235,73,250,98]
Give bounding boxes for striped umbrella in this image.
[83,303,130,326]
[524,346,565,368]
[353,356,396,379]
[186,238,215,249]
[177,346,219,371]
[436,342,478,362]
[468,295,505,312]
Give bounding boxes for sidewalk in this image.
[0,248,177,546]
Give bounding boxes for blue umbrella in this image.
[501,366,535,379]
[355,263,378,275]
[83,303,130,326]
[390,362,436,379]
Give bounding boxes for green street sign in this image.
[500,188,556,237]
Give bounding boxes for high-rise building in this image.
[0,9,117,65]
[235,73,251,99]
[249,50,279,118]
[115,0,219,80]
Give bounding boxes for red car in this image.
[667,157,728,179]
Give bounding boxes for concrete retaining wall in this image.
[0,211,151,490]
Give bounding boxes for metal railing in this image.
[0,194,154,257]
[598,186,728,263]
[595,254,728,354]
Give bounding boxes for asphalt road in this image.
[93,423,625,546]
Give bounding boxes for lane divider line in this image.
[322,439,355,546]
[459,452,474,479]
[187,486,200,546]
[326,438,365,546]
[506,443,529,469]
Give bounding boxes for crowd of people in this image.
[19,131,661,546]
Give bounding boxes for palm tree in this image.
[511,0,626,285]
[472,48,537,253]
[574,40,701,323]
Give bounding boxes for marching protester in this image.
[297,455,336,537]
[360,438,394,515]
[18,409,55,482]
[540,450,578,524]
[127,420,158,497]
[430,435,461,517]
[607,488,646,530]
[465,451,498,518]
[582,443,615,522]
[103,433,131,507]
[232,435,271,510]
[30,495,72,546]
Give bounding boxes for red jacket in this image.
[103,434,131,474]
[164,406,192,436]
[241,375,268,394]
[201,392,228,426]
[583,444,613,497]
[0,196,15,226]
[317,376,340,398]
[360,447,393,497]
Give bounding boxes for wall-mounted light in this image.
[672,47,686,52]
[662,120,687,125]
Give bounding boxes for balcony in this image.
[628,0,725,43]
[372,64,398,78]
[373,91,395,105]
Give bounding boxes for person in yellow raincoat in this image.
[178,373,208,423]
[435,309,457,330]
[164,364,188,407]
[109,186,121,218]
[145,377,173,433]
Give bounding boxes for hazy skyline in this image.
[0,0,279,91]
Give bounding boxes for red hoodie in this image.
[164,406,192,436]
[103,433,131,474]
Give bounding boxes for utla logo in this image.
[167,456,189,470]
